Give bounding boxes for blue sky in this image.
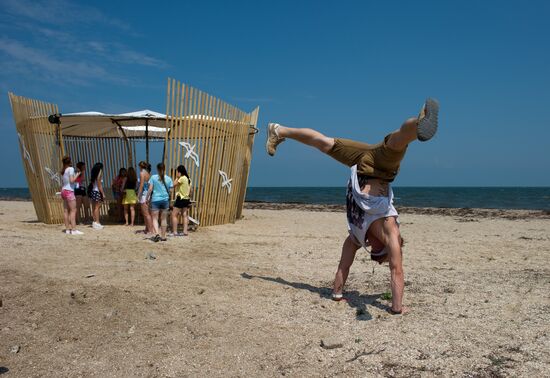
[1,0,549,187]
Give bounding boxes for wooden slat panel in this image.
[8,93,63,223]
[163,79,259,227]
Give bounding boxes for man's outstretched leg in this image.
[265,123,334,156]
[266,98,439,159]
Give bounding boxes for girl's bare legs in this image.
[130,205,135,226]
[68,199,77,231]
[182,208,189,235]
[171,207,180,234]
[151,210,160,235]
[82,196,91,222]
[159,210,168,239]
[332,236,361,297]
[92,202,101,224]
[141,203,153,234]
[75,196,82,224]
[124,204,129,226]
[63,200,70,231]
[116,197,124,222]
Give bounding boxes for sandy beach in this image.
[0,199,549,377]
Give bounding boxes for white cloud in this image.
[0,37,128,85]
[0,0,167,86]
[0,0,132,31]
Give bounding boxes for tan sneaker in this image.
[265,123,286,156]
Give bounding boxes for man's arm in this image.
[367,217,407,314]
[388,241,405,313]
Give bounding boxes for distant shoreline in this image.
[1,198,548,220]
[243,201,550,220]
[3,187,550,212]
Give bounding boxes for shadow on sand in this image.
[241,273,391,321]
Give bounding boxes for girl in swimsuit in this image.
[74,161,90,224]
[122,167,138,226]
[89,162,105,230]
[137,161,153,235]
[60,156,83,235]
[112,168,127,223]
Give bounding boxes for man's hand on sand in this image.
[390,306,410,315]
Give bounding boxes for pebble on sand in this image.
[320,338,344,350]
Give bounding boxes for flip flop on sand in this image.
[417,98,439,142]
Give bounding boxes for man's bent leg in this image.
[332,235,361,299]
[386,98,439,151]
[368,217,406,313]
[386,117,419,152]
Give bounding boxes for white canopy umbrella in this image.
[50,109,259,163]
[53,109,168,163]
[58,109,168,137]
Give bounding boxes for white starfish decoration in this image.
[218,170,232,194]
[17,133,35,173]
[178,141,200,168]
[44,166,62,186]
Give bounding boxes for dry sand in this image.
[0,200,549,377]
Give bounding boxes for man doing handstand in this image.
[265,99,439,314]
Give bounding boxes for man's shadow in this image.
[241,273,391,321]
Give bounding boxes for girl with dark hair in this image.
[137,161,153,235]
[170,164,192,236]
[60,155,83,235]
[112,168,127,222]
[146,162,173,242]
[89,162,105,230]
[122,167,138,226]
[74,161,90,224]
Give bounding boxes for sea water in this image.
[1,187,549,210]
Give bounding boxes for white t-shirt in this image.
[92,171,103,192]
[62,167,75,191]
[346,165,398,248]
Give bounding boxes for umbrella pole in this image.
[146,119,149,163]
[113,120,133,168]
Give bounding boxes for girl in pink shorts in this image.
[61,156,83,235]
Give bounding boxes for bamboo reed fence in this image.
[8,79,259,226]
[164,78,259,226]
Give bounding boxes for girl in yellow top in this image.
[122,167,138,226]
[170,165,192,236]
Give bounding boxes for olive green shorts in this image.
[327,134,407,182]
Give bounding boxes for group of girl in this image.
[60,156,192,241]
[60,157,106,234]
